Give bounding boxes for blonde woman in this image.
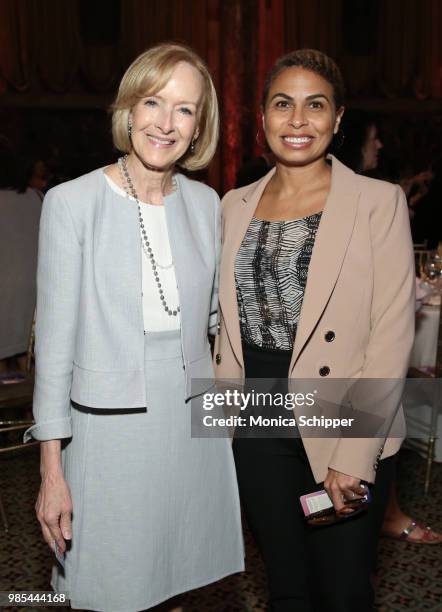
[25,43,244,611]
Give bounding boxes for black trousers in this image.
[233,342,395,612]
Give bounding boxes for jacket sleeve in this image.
[208,190,222,336]
[328,185,415,482]
[24,187,82,442]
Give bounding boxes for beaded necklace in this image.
[118,155,180,317]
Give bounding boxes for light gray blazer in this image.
[25,168,220,442]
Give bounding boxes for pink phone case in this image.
[300,486,371,517]
[299,489,332,517]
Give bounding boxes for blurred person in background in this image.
[0,139,43,376]
[334,109,383,175]
[405,161,441,249]
[336,110,441,544]
[27,157,50,192]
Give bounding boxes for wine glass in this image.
[421,252,442,293]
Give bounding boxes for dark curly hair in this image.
[261,48,345,111]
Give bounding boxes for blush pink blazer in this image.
[214,155,415,484]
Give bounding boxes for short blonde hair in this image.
[111,43,219,171]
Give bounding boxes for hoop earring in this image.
[256,129,267,149]
[333,128,345,149]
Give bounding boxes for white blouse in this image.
[104,173,181,332]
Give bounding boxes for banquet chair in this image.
[413,241,428,250]
[0,311,37,532]
[407,295,441,495]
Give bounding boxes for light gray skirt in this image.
[53,330,244,612]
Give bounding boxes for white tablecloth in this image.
[405,304,442,461]
[410,305,440,368]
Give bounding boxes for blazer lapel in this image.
[219,168,276,368]
[289,156,360,371]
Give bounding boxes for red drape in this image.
[0,0,30,93]
[0,0,440,191]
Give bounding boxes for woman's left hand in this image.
[324,468,366,513]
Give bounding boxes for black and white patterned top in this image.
[235,212,322,351]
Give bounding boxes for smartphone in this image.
[300,489,334,517]
[300,486,371,521]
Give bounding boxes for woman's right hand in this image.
[36,440,73,553]
[36,471,73,553]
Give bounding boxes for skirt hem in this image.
[53,562,245,612]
